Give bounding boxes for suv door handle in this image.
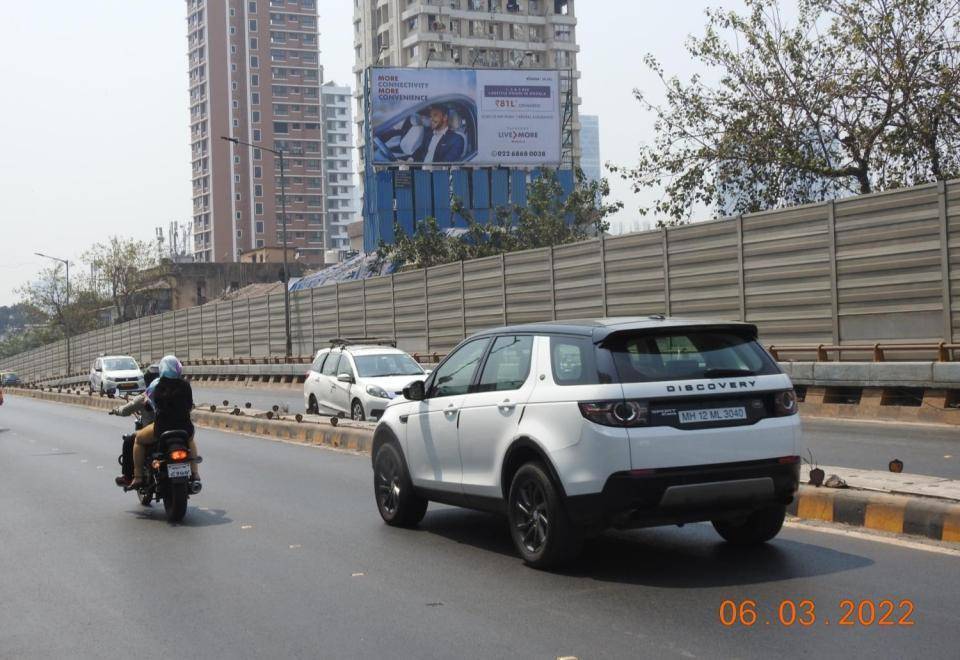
[498,399,517,410]
[444,403,458,415]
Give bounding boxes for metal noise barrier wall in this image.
[4,179,959,382]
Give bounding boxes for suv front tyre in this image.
[712,504,786,545]
[507,462,583,569]
[373,442,428,527]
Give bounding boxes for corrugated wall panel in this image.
[393,271,427,354]
[289,289,314,357]
[604,232,665,317]
[311,285,339,345]
[667,221,740,318]
[185,307,202,360]
[505,248,552,324]
[946,181,960,343]
[248,296,269,357]
[426,263,464,354]
[364,277,395,344]
[463,255,504,335]
[337,281,366,338]
[835,185,942,341]
[553,240,603,319]
[743,204,833,343]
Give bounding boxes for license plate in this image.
[679,407,747,424]
[119,383,136,389]
[167,463,191,479]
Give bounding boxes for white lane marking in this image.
[289,544,302,549]
[784,520,960,557]
[352,572,365,577]
[240,524,253,530]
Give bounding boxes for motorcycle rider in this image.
[110,363,160,487]
[127,355,200,489]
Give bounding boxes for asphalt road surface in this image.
[190,385,960,479]
[2,394,959,659]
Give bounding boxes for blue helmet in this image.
[159,355,183,379]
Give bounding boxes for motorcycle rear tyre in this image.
[163,483,188,522]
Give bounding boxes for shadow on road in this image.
[419,508,874,587]
[127,506,233,527]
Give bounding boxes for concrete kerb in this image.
[6,388,373,454]
[789,485,960,543]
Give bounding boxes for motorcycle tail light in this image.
[169,449,189,461]
[773,389,798,416]
[578,400,649,427]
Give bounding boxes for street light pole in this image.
[221,135,293,357]
[35,252,71,376]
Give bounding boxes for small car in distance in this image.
[89,355,145,396]
[1,372,20,386]
[304,342,429,421]
[370,317,802,569]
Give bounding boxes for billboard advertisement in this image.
[369,67,561,167]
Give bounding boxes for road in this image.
[190,385,960,479]
[1,394,958,659]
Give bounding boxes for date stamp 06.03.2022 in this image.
[718,599,915,628]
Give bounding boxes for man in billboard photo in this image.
[414,105,466,164]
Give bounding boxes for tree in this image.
[376,169,622,270]
[610,0,960,222]
[14,264,102,352]
[83,236,156,323]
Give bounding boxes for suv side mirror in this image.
[337,373,355,384]
[402,380,425,401]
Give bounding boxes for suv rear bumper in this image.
[564,457,800,528]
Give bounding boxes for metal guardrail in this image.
[769,343,960,362]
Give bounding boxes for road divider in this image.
[789,485,960,543]
[6,387,374,453]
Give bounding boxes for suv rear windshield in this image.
[604,329,778,383]
[354,353,423,378]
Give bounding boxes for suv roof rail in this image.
[328,337,397,348]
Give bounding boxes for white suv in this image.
[89,355,145,396]
[304,343,429,421]
[371,318,802,568]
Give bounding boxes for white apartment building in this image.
[320,82,358,257]
[351,0,581,174]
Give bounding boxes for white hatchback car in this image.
[89,355,145,396]
[371,317,802,568]
[304,343,429,421]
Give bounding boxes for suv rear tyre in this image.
[507,462,582,569]
[373,442,427,527]
[712,504,786,545]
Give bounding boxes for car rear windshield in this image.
[103,358,139,371]
[354,353,424,378]
[603,329,778,383]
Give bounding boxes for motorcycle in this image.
[114,413,202,523]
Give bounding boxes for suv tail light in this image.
[773,389,798,416]
[579,400,649,427]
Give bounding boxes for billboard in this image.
[369,67,561,167]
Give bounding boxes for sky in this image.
[0,0,752,307]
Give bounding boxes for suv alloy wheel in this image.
[373,442,427,527]
[507,462,582,569]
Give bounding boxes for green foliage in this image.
[376,169,622,270]
[610,0,960,222]
[83,236,156,322]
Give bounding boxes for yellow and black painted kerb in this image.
[789,485,960,543]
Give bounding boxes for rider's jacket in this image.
[113,394,156,426]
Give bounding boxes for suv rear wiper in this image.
[703,368,756,378]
